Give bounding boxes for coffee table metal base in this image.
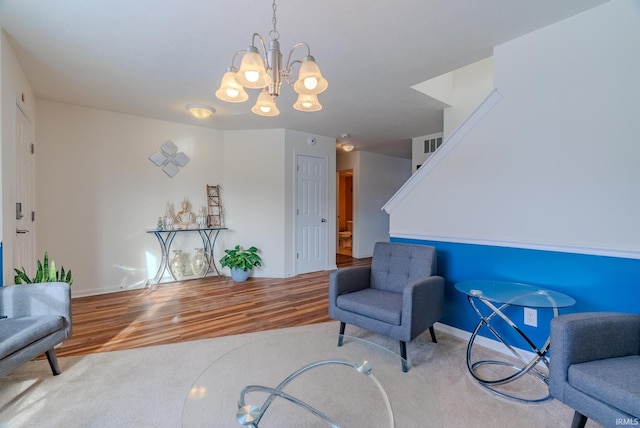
[236,359,393,428]
[182,332,442,427]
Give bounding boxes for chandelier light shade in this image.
[293,93,322,112]
[251,89,280,116]
[293,56,328,95]
[235,47,272,89]
[215,68,249,102]
[215,0,327,117]
[186,104,215,119]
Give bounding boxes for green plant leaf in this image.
[64,269,73,286]
[43,252,49,281]
[13,268,32,284]
[219,245,262,271]
[16,252,73,286]
[34,260,43,283]
[48,260,57,282]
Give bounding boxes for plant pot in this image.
[230,267,250,282]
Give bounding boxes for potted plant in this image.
[14,251,73,285]
[219,245,262,282]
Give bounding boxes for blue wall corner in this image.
[392,237,640,349]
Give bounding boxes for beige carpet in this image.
[0,321,602,427]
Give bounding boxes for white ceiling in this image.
[0,0,608,158]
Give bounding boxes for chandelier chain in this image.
[270,0,279,41]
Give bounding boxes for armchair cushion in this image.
[336,289,402,325]
[370,242,436,293]
[0,316,65,360]
[569,355,640,417]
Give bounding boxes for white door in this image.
[296,155,327,274]
[14,106,36,278]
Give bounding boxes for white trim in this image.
[382,89,503,214]
[434,322,537,362]
[72,284,146,298]
[390,232,640,261]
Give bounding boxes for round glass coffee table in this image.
[182,332,442,427]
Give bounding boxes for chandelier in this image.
[215,0,328,117]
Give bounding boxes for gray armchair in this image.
[0,282,72,377]
[328,242,444,371]
[550,312,640,428]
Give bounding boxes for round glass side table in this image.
[456,280,575,402]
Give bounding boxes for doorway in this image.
[337,170,353,256]
[14,104,36,280]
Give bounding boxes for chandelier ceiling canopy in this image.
[215,0,328,117]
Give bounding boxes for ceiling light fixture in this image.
[215,0,328,117]
[186,104,215,119]
[340,134,354,152]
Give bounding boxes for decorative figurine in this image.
[196,206,207,228]
[163,202,174,230]
[176,198,195,229]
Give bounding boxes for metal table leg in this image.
[151,230,177,284]
[465,295,557,402]
[198,228,223,275]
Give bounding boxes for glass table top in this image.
[182,332,443,427]
[455,280,575,308]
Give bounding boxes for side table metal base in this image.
[465,297,557,403]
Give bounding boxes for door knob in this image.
[321,218,327,222]
[16,229,29,234]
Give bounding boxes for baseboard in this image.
[71,283,149,298]
[434,322,537,362]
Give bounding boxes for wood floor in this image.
[56,254,371,357]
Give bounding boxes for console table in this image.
[146,227,227,283]
[455,280,575,402]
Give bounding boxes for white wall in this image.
[31,110,337,294]
[442,57,494,139]
[203,128,337,279]
[36,101,225,296]
[411,132,443,173]
[1,29,37,284]
[389,0,640,258]
[222,129,289,279]
[338,150,411,258]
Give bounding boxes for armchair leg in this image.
[338,322,346,347]
[429,326,438,343]
[45,349,61,376]
[570,411,587,428]
[400,341,409,372]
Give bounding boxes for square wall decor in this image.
[149,141,190,178]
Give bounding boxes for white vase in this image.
[170,250,185,280]
[191,248,208,277]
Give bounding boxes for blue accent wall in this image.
[392,237,640,349]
